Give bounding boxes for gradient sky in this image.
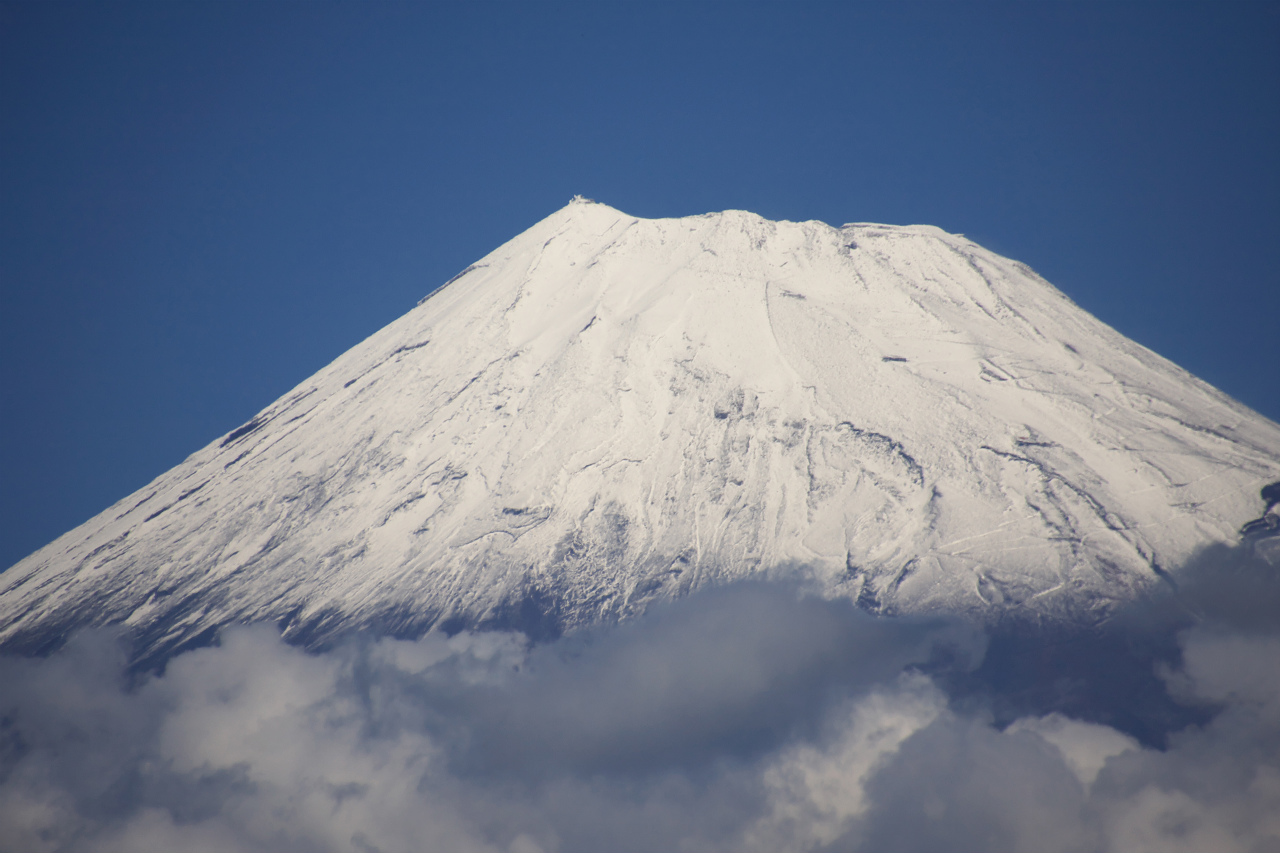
[2,1,1278,570]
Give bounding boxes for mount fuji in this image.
[4,198,1279,666]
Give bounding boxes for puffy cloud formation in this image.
[1,559,1278,853]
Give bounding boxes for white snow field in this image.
[3,199,1278,662]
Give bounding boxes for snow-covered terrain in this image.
[4,199,1278,663]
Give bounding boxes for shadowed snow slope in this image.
[3,199,1278,663]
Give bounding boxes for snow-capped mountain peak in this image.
[4,201,1278,664]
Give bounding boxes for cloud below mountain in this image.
[2,546,1278,853]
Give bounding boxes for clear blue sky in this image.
[2,1,1277,570]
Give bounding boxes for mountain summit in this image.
[5,201,1279,664]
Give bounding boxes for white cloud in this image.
[747,673,945,850]
[1006,713,1139,790]
[0,579,1277,853]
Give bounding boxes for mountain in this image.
[4,199,1279,665]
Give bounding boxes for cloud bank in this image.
[1,548,1279,853]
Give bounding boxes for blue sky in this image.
[2,1,1277,570]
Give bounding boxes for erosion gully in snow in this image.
[4,198,1279,667]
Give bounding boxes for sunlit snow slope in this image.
[4,199,1279,663]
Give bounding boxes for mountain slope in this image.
[4,199,1278,663]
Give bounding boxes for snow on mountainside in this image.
[4,199,1279,664]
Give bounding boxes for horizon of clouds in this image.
[1,541,1278,853]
